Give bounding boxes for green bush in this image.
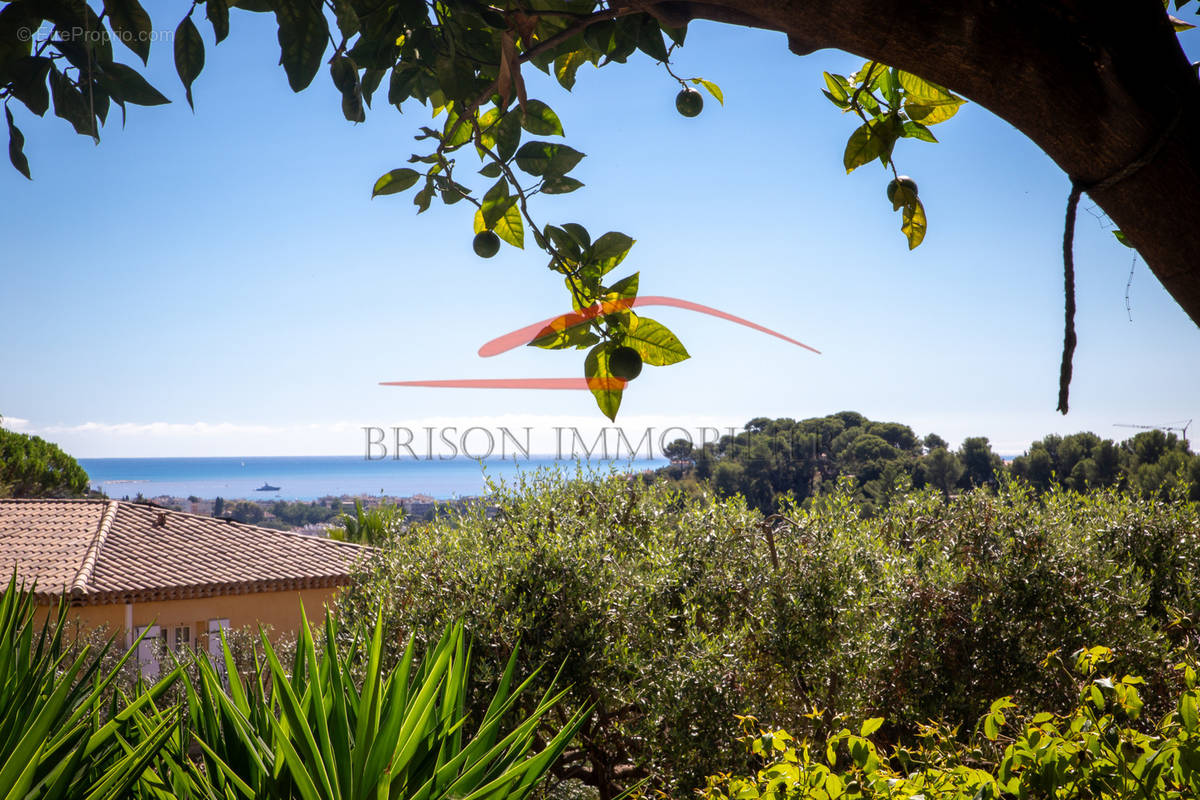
[344,469,1200,797]
[699,646,1200,799]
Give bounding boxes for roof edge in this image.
[70,500,118,597]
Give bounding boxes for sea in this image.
[78,455,669,502]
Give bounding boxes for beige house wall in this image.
[36,586,342,646]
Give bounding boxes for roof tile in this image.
[0,499,367,603]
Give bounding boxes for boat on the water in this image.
[255,483,280,492]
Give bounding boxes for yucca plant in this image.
[0,573,182,800]
[186,607,588,800]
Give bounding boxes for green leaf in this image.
[174,16,205,110]
[529,317,600,350]
[519,99,563,136]
[843,118,889,172]
[585,231,635,275]
[901,197,927,249]
[495,205,524,247]
[480,178,517,229]
[983,712,1000,740]
[562,222,591,248]
[822,72,847,102]
[541,176,584,194]
[49,66,96,137]
[606,272,639,299]
[413,180,434,213]
[207,0,230,44]
[690,77,724,105]
[492,110,523,162]
[6,106,30,180]
[443,107,474,147]
[890,182,918,211]
[98,61,170,106]
[635,13,670,62]
[274,1,329,92]
[514,141,584,178]
[332,0,361,40]
[901,120,938,143]
[584,343,624,421]
[554,50,588,91]
[544,225,582,260]
[1113,229,1134,248]
[896,70,957,103]
[905,99,964,125]
[372,168,421,197]
[9,56,52,117]
[479,161,503,178]
[860,717,884,737]
[623,315,688,366]
[103,0,153,64]
[896,70,965,124]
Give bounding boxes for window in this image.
[173,624,192,651]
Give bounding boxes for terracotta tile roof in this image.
[0,499,368,604]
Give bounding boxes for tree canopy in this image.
[0,418,89,497]
[3,0,1198,417]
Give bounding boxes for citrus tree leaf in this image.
[514,141,584,178]
[904,99,963,125]
[895,70,958,103]
[902,198,927,249]
[606,272,639,299]
[1113,229,1134,248]
[372,168,420,197]
[528,314,599,349]
[274,1,328,92]
[98,62,170,106]
[822,72,847,103]
[635,13,670,62]
[554,50,588,91]
[49,66,95,136]
[843,117,892,172]
[584,342,624,421]
[493,203,524,248]
[690,78,724,105]
[623,315,689,366]
[585,231,635,275]
[9,57,52,117]
[6,106,30,179]
[519,99,563,135]
[480,178,517,228]
[541,176,583,194]
[174,16,205,109]
[207,0,230,43]
[901,120,938,143]
[103,0,153,64]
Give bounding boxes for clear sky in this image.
[2,11,1198,458]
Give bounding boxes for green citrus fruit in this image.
[675,87,703,118]
[886,175,918,205]
[609,346,643,380]
[473,230,501,258]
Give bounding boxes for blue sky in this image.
[2,11,1198,457]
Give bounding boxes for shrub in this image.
[699,646,1200,800]
[344,469,1200,797]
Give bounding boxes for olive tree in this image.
[2,0,1198,416]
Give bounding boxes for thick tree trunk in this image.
[654,0,1200,329]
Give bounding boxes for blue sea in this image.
[78,456,668,501]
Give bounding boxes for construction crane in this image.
[1113,419,1192,448]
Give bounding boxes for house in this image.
[0,498,367,676]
